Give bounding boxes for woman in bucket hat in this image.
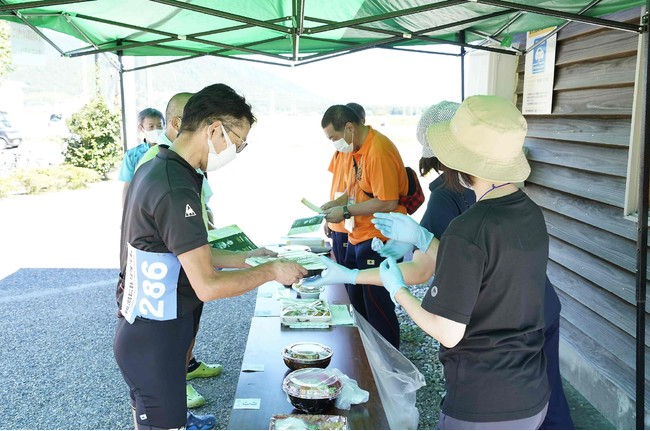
[415,101,476,238]
[416,99,573,429]
[304,95,551,429]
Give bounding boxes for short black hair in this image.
[137,108,164,127]
[345,102,366,123]
[321,105,361,131]
[179,84,256,135]
[419,156,443,177]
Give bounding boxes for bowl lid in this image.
[292,283,324,294]
[282,368,342,399]
[282,342,333,362]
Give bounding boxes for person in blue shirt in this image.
[118,107,164,205]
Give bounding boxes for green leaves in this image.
[62,96,122,178]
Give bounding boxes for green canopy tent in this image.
[1,0,648,427]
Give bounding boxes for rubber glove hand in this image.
[379,258,407,304]
[301,256,359,287]
[371,237,413,260]
[372,212,434,252]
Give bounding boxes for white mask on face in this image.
[458,172,473,190]
[333,127,354,153]
[143,128,164,144]
[205,124,236,172]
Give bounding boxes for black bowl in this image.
[282,368,343,414]
[283,355,331,371]
[287,394,336,414]
[282,342,333,371]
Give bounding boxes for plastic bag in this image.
[331,368,369,410]
[354,309,426,430]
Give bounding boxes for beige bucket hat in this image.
[426,95,530,183]
[416,101,460,158]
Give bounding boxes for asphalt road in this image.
[0,179,256,429]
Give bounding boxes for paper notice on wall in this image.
[522,27,557,115]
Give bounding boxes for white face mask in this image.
[333,127,354,153]
[205,124,236,172]
[458,172,473,190]
[143,128,164,144]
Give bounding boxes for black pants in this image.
[345,238,400,349]
[540,316,575,429]
[114,314,194,429]
[330,231,348,264]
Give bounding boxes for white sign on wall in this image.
[522,27,557,114]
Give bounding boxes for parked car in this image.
[0,111,22,149]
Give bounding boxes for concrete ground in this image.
[0,177,616,429]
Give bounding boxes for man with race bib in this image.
[114,84,307,430]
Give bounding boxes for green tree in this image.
[62,96,122,178]
[0,21,12,81]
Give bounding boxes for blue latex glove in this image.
[301,256,359,287]
[379,239,413,260]
[372,212,434,252]
[379,258,407,304]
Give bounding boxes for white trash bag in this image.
[353,308,426,430]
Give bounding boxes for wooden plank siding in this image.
[525,137,629,176]
[548,261,650,345]
[527,161,627,207]
[525,184,637,240]
[526,117,631,146]
[543,210,650,279]
[516,7,648,429]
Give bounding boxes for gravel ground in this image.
[0,267,257,430]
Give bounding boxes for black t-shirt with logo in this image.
[421,190,550,422]
[118,146,207,318]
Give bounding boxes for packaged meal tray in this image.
[280,298,332,324]
[268,414,348,430]
[245,250,326,277]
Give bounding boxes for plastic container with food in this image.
[282,342,333,370]
[282,368,343,414]
[269,414,348,430]
[292,283,324,299]
[280,298,332,325]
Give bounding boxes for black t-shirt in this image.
[421,190,550,422]
[117,146,206,318]
[420,175,561,326]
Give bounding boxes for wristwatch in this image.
[342,205,352,219]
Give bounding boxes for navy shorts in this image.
[114,314,194,429]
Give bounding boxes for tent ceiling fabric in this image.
[0,0,645,66]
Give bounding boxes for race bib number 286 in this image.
[121,243,181,324]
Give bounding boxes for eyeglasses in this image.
[223,124,248,153]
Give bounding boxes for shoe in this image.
[186,383,205,409]
[186,411,216,430]
[186,361,224,380]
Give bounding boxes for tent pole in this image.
[460,30,466,101]
[117,40,127,153]
[637,5,649,430]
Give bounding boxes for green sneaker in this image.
[186,383,205,409]
[186,361,224,381]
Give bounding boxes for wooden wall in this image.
[514,7,649,429]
